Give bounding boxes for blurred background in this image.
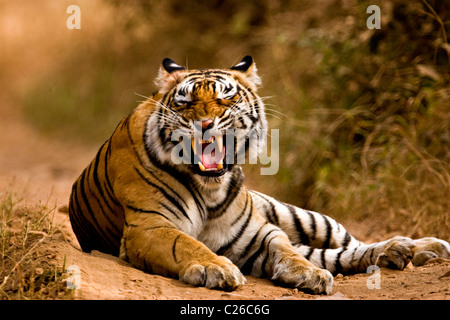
[0,0,448,239]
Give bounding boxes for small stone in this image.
[35,267,44,275]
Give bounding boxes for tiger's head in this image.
[145,56,267,186]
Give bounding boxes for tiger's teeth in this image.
[201,137,214,144]
[217,162,223,170]
[216,135,223,153]
[198,161,206,171]
[191,138,197,155]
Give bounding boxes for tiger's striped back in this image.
[69,99,158,255]
[69,131,125,255]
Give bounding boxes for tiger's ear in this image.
[162,58,186,73]
[230,55,262,87]
[155,58,186,92]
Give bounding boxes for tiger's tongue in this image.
[200,144,225,169]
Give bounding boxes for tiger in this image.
[69,56,450,294]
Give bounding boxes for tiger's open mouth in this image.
[191,135,228,176]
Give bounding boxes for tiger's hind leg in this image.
[280,206,450,273]
[295,236,450,274]
[411,237,450,266]
[250,191,450,274]
[294,236,416,274]
[250,191,365,251]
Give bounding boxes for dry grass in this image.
[0,188,71,299]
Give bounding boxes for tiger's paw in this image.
[375,236,416,270]
[272,258,333,295]
[412,237,450,266]
[179,256,246,291]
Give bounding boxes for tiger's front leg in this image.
[120,213,246,291]
[220,209,334,295]
[250,221,334,295]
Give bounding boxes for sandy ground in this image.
[1,113,449,301]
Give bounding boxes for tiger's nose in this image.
[201,119,214,130]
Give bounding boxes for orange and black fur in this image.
[69,56,450,293]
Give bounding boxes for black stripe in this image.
[321,248,327,269]
[103,140,122,208]
[134,167,191,222]
[144,225,175,231]
[126,204,170,220]
[159,202,181,220]
[230,194,250,226]
[91,144,122,237]
[239,89,259,124]
[368,246,376,264]
[96,117,128,209]
[85,162,117,235]
[79,167,116,250]
[285,204,310,246]
[358,244,374,268]
[120,114,131,131]
[250,101,259,123]
[333,248,345,275]
[216,201,252,256]
[260,237,276,278]
[321,214,332,248]
[184,70,233,78]
[102,176,121,209]
[125,115,138,148]
[350,247,358,269]
[236,222,268,263]
[158,127,169,146]
[71,219,93,252]
[143,259,152,273]
[219,112,231,125]
[306,211,317,241]
[255,193,279,225]
[265,199,279,226]
[70,182,93,245]
[241,229,277,275]
[121,235,129,262]
[69,185,93,250]
[172,234,182,263]
[85,166,122,249]
[145,168,189,210]
[207,167,244,219]
[304,247,314,260]
[341,231,352,249]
